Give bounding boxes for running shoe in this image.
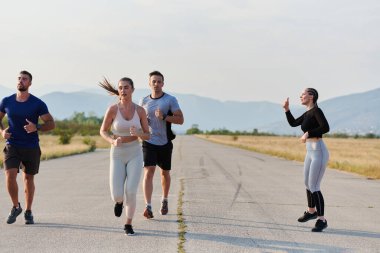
[143,206,154,219]
[124,224,135,236]
[297,211,317,222]
[312,219,328,232]
[6,203,22,224]
[24,210,34,225]
[114,202,123,217]
[160,200,168,215]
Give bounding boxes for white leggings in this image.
[110,140,143,219]
[304,140,329,193]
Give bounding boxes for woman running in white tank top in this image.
[99,77,150,235]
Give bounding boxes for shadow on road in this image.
[325,228,380,239]
[186,232,347,253]
[184,214,380,239]
[31,223,178,238]
[31,223,121,233]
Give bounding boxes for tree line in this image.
[3,114,378,140]
[186,124,380,139]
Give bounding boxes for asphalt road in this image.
[0,136,379,253]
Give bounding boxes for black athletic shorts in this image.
[142,141,173,170]
[3,144,41,175]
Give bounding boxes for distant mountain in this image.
[319,88,380,135]
[39,89,153,119]
[38,90,287,133]
[1,85,379,135]
[174,93,288,132]
[0,85,13,95]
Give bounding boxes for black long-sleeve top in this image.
[285,107,330,138]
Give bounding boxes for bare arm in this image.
[132,106,150,141]
[100,105,118,145]
[165,109,184,125]
[0,111,11,139]
[24,113,55,133]
[0,111,5,132]
[39,113,55,131]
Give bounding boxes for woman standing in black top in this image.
[283,88,330,232]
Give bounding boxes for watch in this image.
[36,124,41,131]
[162,114,167,120]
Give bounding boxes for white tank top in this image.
[111,105,141,136]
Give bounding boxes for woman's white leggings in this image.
[110,140,143,219]
[304,139,329,216]
[304,140,329,192]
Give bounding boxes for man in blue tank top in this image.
[139,71,184,218]
[0,70,55,225]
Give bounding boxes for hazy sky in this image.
[1,0,379,103]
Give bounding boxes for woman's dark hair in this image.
[306,88,319,104]
[119,77,134,89]
[98,77,134,96]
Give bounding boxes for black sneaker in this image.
[24,210,34,225]
[6,203,22,224]
[114,202,123,217]
[312,219,328,232]
[297,211,317,222]
[143,206,154,219]
[124,224,135,236]
[160,200,168,215]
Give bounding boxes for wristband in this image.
[36,124,41,131]
[162,114,167,120]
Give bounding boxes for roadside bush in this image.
[58,131,73,144]
[83,137,96,152]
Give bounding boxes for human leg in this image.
[110,147,127,217]
[143,166,156,205]
[5,168,23,224]
[307,141,329,232]
[143,166,155,219]
[5,168,19,207]
[308,141,329,219]
[23,172,35,211]
[3,145,22,207]
[125,151,143,221]
[297,188,317,222]
[298,150,317,222]
[160,169,171,199]
[142,141,158,204]
[156,141,172,215]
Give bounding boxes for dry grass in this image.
[40,135,110,160]
[0,135,110,167]
[198,135,380,179]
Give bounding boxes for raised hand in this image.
[283,97,290,111]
